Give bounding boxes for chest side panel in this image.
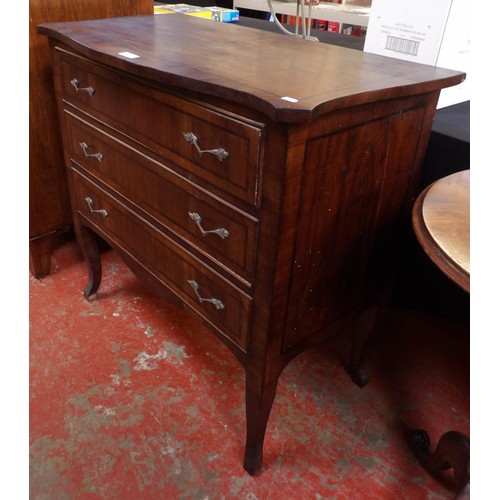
[283,103,428,350]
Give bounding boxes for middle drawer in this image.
[66,112,258,287]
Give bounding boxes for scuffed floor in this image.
[29,240,469,499]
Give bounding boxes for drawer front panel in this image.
[58,50,263,206]
[66,113,258,286]
[72,171,251,351]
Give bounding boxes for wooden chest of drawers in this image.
[39,14,464,475]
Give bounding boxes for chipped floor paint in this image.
[29,241,469,499]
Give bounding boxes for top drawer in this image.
[55,49,264,206]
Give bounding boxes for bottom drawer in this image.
[72,170,252,351]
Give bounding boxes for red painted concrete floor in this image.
[30,239,469,499]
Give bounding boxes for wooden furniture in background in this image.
[390,101,470,331]
[412,170,470,293]
[38,14,464,474]
[29,0,153,279]
[410,170,470,497]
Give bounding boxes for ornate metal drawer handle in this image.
[183,132,229,161]
[79,142,103,161]
[188,212,229,240]
[70,78,95,96]
[187,280,225,310]
[85,197,108,218]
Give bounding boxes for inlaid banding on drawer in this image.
[66,114,258,287]
[57,50,264,206]
[73,172,251,351]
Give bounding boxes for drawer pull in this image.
[70,78,95,96]
[188,212,230,240]
[79,142,103,162]
[183,132,229,162]
[187,280,225,310]
[85,197,108,218]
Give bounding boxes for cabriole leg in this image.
[75,224,102,300]
[348,305,378,387]
[243,372,279,476]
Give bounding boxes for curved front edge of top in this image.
[37,14,466,124]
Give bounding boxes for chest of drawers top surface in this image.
[37,14,464,123]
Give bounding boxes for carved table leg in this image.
[243,371,279,476]
[75,225,102,300]
[409,429,470,497]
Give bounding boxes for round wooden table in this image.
[412,169,470,293]
[409,170,470,498]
